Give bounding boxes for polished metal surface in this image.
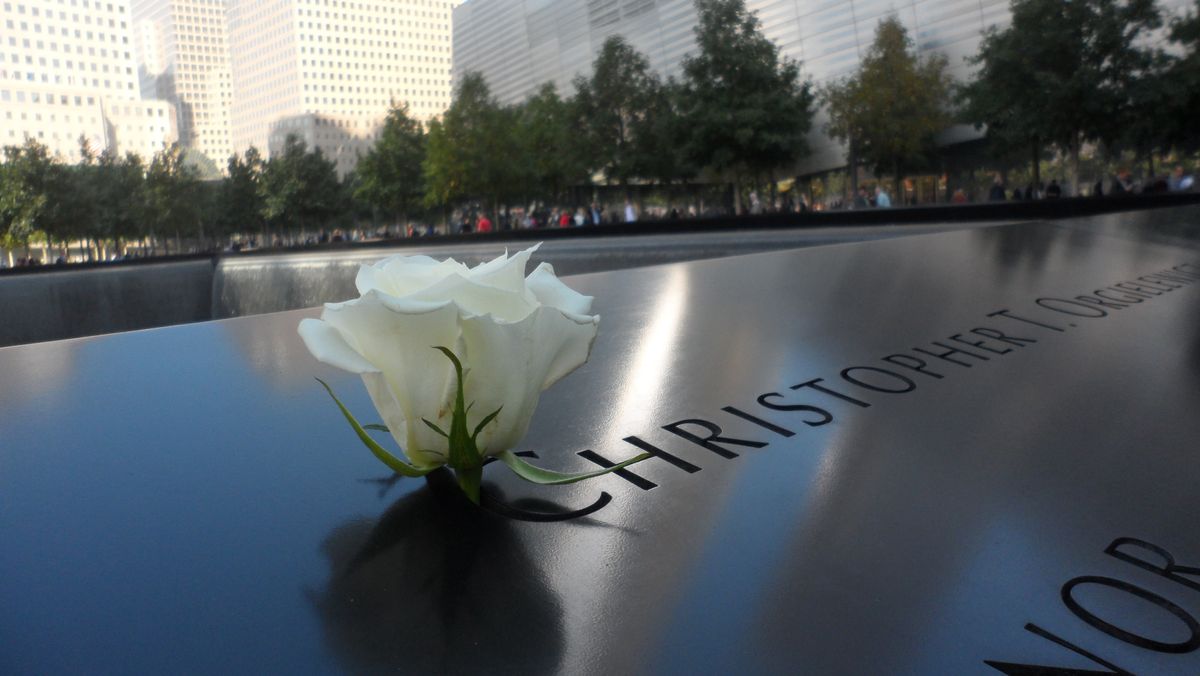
[0,222,993,348]
[2,212,1199,674]
[210,222,1000,319]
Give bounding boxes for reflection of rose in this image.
[311,470,564,673]
[299,245,598,468]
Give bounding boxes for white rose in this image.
[298,244,599,468]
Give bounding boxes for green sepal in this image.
[422,418,449,438]
[316,378,439,478]
[432,345,484,472]
[364,424,390,432]
[473,406,502,440]
[497,449,652,485]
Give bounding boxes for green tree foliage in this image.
[423,73,519,214]
[514,83,590,203]
[960,0,1162,193]
[638,77,696,188]
[680,0,814,195]
[1163,1,1200,154]
[217,147,265,239]
[356,103,427,224]
[573,36,661,190]
[89,150,148,250]
[823,17,952,196]
[145,143,202,248]
[0,140,59,253]
[261,135,344,232]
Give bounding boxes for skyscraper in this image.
[132,0,234,170]
[1,0,176,161]
[226,0,459,176]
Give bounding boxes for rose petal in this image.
[459,305,599,455]
[320,291,461,463]
[408,273,537,321]
[357,254,469,298]
[468,243,540,293]
[526,262,594,315]
[298,318,378,374]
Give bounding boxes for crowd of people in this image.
[5,166,1197,267]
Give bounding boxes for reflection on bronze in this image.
[311,469,565,673]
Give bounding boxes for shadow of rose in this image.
[310,468,565,674]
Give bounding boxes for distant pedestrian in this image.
[874,185,891,208]
[624,199,637,223]
[1045,179,1062,198]
[951,188,968,204]
[853,187,870,209]
[1169,165,1194,191]
[1111,170,1132,195]
[477,214,493,233]
[590,202,603,225]
[988,174,1006,201]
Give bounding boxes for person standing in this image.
[1045,179,1062,198]
[853,187,870,209]
[624,199,637,223]
[749,191,763,214]
[874,185,892,207]
[988,174,1007,201]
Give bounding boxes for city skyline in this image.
[3,0,459,175]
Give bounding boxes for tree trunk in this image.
[849,146,859,206]
[1068,138,1081,197]
[732,178,742,215]
[1031,140,1041,193]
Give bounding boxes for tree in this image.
[573,36,661,192]
[514,83,590,204]
[423,73,519,217]
[960,0,1162,194]
[0,140,58,258]
[823,17,952,198]
[90,150,147,253]
[637,77,697,191]
[356,103,426,227]
[1161,1,1200,154]
[145,143,202,252]
[217,147,265,241]
[680,0,815,209]
[260,135,344,236]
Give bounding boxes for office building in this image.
[226,0,459,176]
[0,0,176,161]
[132,0,233,169]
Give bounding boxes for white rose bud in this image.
[298,244,648,503]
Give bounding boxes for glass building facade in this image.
[453,0,1193,174]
